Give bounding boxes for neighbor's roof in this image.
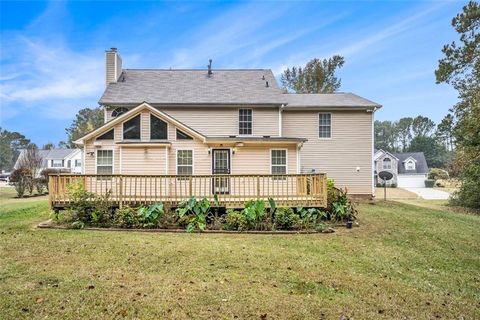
[283,93,381,109]
[393,152,429,174]
[99,69,285,105]
[44,149,77,159]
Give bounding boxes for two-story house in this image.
[374,149,429,188]
[73,48,381,197]
[15,149,83,175]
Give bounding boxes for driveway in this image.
[403,187,450,200]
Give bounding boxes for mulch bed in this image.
[37,220,347,234]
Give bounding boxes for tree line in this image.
[375,115,454,169]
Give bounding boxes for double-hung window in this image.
[271,149,287,175]
[177,150,193,175]
[239,109,252,135]
[75,159,82,167]
[96,150,113,174]
[51,160,63,168]
[319,113,331,138]
[382,158,392,170]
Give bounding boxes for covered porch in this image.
[49,173,327,209]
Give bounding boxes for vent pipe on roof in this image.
[207,59,213,77]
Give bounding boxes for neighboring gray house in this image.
[374,150,429,188]
[15,149,83,174]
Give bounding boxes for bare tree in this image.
[18,147,43,178]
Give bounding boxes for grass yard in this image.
[1,187,479,319]
[374,187,419,200]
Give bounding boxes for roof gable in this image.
[74,102,206,144]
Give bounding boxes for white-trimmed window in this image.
[271,149,287,175]
[96,150,113,174]
[51,160,63,168]
[75,159,82,167]
[319,113,331,138]
[123,115,141,140]
[177,150,193,175]
[239,109,252,135]
[382,157,392,170]
[405,160,415,170]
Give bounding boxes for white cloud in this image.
[0,36,103,120]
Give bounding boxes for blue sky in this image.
[0,0,462,146]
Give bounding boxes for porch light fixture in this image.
[208,148,211,155]
[356,166,361,172]
[232,147,237,155]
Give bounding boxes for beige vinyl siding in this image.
[160,107,279,137]
[283,110,373,194]
[121,147,166,175]
[232,146,297,175]
[84,108,298,178]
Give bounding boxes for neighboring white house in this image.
[15,149,83,174]
[374,150,429,188]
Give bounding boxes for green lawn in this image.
[1,187,479,319]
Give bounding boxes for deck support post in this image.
[118,176,123,208]
[256,176,260,199]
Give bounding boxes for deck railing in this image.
[49,173,327,209]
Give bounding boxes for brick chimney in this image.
[105,48,122,85]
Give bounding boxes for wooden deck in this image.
[49,173,327,209]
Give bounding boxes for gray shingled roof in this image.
[44,149,77,159]
[393,152,429,174]
[99,69,286,105]
[283,93,381,108]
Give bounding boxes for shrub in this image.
[176,196,210,232]
[425,179,435,188]
[296,207,327,229]
[429,168,449,180]
[10,167,32,197]
[390,182,397,188]
[242,199,273,230]
[224,209,248,231]
[273,207,300,230]
[34,177,47,194]
[114,206,138,228]
[331,188,357,222]
[137,203,164,228]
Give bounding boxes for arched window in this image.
[111,107,129,118]
[405,160,415,170]
[382,157,392,170]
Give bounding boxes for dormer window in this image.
[405,160,415,170]
[123,115,141,140]
[112,107,128,118]
[382,157,392,170]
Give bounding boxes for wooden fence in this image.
[49,173,327,209]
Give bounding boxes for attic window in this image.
[382,157,392,170]
[97,129,114,140]
[112,107,128,118]
[123,115,141,140]
[176,129,193,140]
[405,160,415,170]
